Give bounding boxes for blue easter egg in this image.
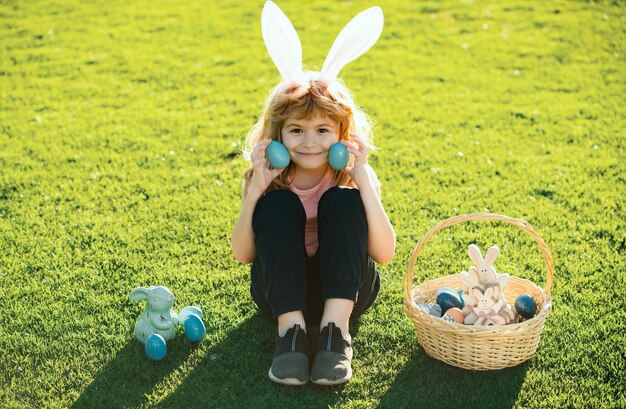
[179,306,203,324]
[266,141,290,169]
[414,302,443,317]
[184,314,206,342]
[457,290,465,308]
[145,333,167,361]
[515,294,537,319]
[328,142,349,170]
[436,290,463,313]
[426,302,442,318]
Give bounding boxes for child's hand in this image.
[342,134,370,188]
[249,140,284,196]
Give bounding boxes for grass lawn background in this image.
[1,0,624,408]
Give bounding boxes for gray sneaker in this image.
[311,322,353,385]
[268,324,309,385]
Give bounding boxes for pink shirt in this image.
[290,167,381,257]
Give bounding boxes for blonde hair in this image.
[243,73,375,193]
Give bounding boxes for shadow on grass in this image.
[156,313,347,408]
[71,336,196,408]
[376,347,529,409]
[73,313,347,408]
[158,313,354,408]
[71,314,529,408]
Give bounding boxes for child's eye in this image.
[291,128,302,133]
[318,128,329,133]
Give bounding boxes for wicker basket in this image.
[403,213,553,370]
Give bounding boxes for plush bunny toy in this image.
[462,287,516,325]
[467,244,509,289]
[129,286,179,343]
[261,0,383,87]
[459,244,516,325]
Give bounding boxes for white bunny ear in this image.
[320,6,384,82]
[468,244,483,266]
[497,273,509,289]
[262,1,303,82]
[462,292,478,306]
[468,266,480,282]
[459,272,473,289]
[484,245,500,266]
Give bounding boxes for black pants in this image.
[250,187,380,324]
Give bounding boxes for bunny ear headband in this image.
[261,0,384,84]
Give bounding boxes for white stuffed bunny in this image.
[459,265,482,292]
[460,244,517,325]
[129,286,179,343]
[462,286,516,325]
[261,0,384,86]
[468,244,509,289]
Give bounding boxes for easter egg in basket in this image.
[443,307,464,323]
[436,290,463,313]
[515,294,538,319]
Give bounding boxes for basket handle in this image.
[403,213,554,306]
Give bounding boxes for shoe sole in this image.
[311,368,352,386]
[268,368,308,386]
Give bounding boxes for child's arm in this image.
[231,140,284,264]
[231,184,263,264]
[358,175,396,264]
[342,135,395,264]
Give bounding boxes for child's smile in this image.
[281,115,340,171]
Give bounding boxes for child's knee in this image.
[261,189,302,208]
[318,187,364,217]
[254,189,305,222]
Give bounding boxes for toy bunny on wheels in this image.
[129,286,179,343]
[129,286,207,360]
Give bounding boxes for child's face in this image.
[281,114,340,171]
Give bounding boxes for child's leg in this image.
[319,262,379,335]
[352,257,380,318]
[320,298,353,336]
[317,187,370,335]
[277,311,306,335]
[252,190,310,385]
[250,189,309,332]
[313,187,374,385]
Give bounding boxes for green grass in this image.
[1,0,624,407]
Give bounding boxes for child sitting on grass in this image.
[231,1,394,386]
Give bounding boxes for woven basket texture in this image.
[403,213,553,370]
